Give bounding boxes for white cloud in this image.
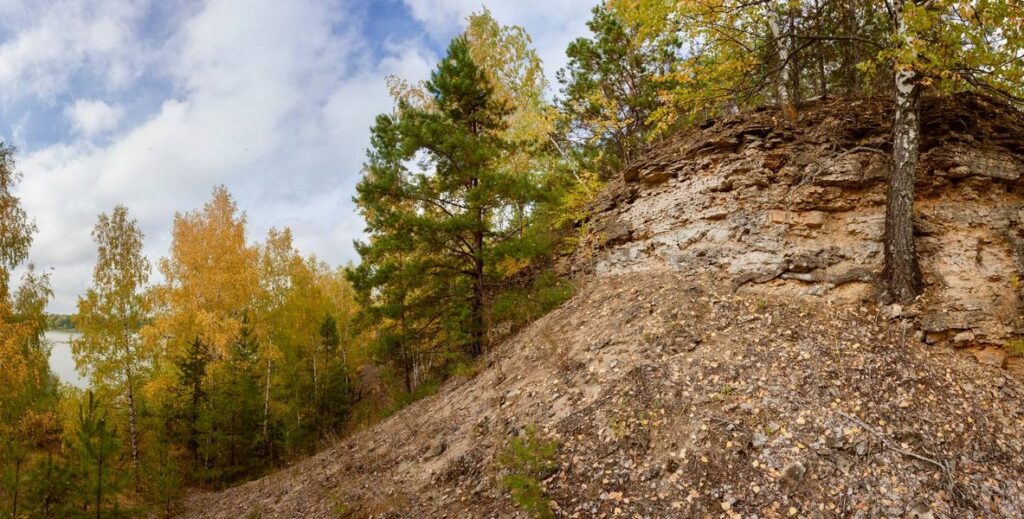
[14,0,438,312]
[0,0,147,101]
[8,0,594,313]
[65,99,125,136]
[402,0,595,90]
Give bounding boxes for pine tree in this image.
[174,338,209,473]
[354,35,544,370]
[1,436,28,518]
[558,4,681,177]
[74,392,120,519]
[350,113,435,393]
[23,451,74,518]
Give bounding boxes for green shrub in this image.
[1007,338,1024,357]
[497,426,559,519]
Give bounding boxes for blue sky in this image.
[0,0,595,312]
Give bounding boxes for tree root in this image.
[732,266,875,293]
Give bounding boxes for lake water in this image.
[44,330,89,388]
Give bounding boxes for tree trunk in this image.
[469,178,486,358]
[263,356,272,447]
[769,5,794,120]
[96,454,103,519]
[471,227,485,357]
[121,325,142,494]
[311,351,318,408]
[882,1,923,303]
[812,0,827,97]
[12,457,19,519]
[404,351,413,394]
[126,375,141,494]
[188,363,201,470]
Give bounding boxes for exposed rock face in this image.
[582,93,1024,366]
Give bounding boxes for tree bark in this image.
[12,456,20,519]
[882,1,924,303]
[126,375,141,494]
[311,352,318,408]
[263,355,272,448]
[812,0,827,97]
[96,453,103,519]
[469,178,486,358]
[769,5,795,120]
[123,325,141,494]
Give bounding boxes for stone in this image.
[906,503,935,519]
[928,144,1024,181]
[779,461,806,493]
[883,304,903,319]
[969,346,1007,368]
[919,312,974,333]
[767,210,826,228]
[752,432,768,448]
[816,157,864,187]
[1006,357,1024,379]
[855,440,868,456]
[428,440,447,459]
[952,331,975,344]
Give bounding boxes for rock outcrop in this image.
[584,93,1024,373]
[180,95,1024,518]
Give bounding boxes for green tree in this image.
[74,392,120,519]
[23,448,74,518]
[173,338,209,474]
[354,35,543,363]
[557,4,681,177]
[0,436,28,518]
[73,206,151,493]
[350,113,442,394]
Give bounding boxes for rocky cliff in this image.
[586,92,1024,374]
[180,95,1024,518]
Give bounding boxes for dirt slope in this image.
[181,95,1024,518]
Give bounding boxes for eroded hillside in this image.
[181,95,1024,518]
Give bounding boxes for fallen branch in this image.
[807,401,974,509]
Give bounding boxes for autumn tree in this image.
[0,142,38,425]
[467,9,559,183]
[74,205,151,493]
[145,186,259,476]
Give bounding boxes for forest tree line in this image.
[2,1,1022,516]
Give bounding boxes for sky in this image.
[0,0,596,313]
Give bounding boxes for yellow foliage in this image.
[147,186,259,360]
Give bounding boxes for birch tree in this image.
[74,205,151,494]
[878,0,1024,302]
